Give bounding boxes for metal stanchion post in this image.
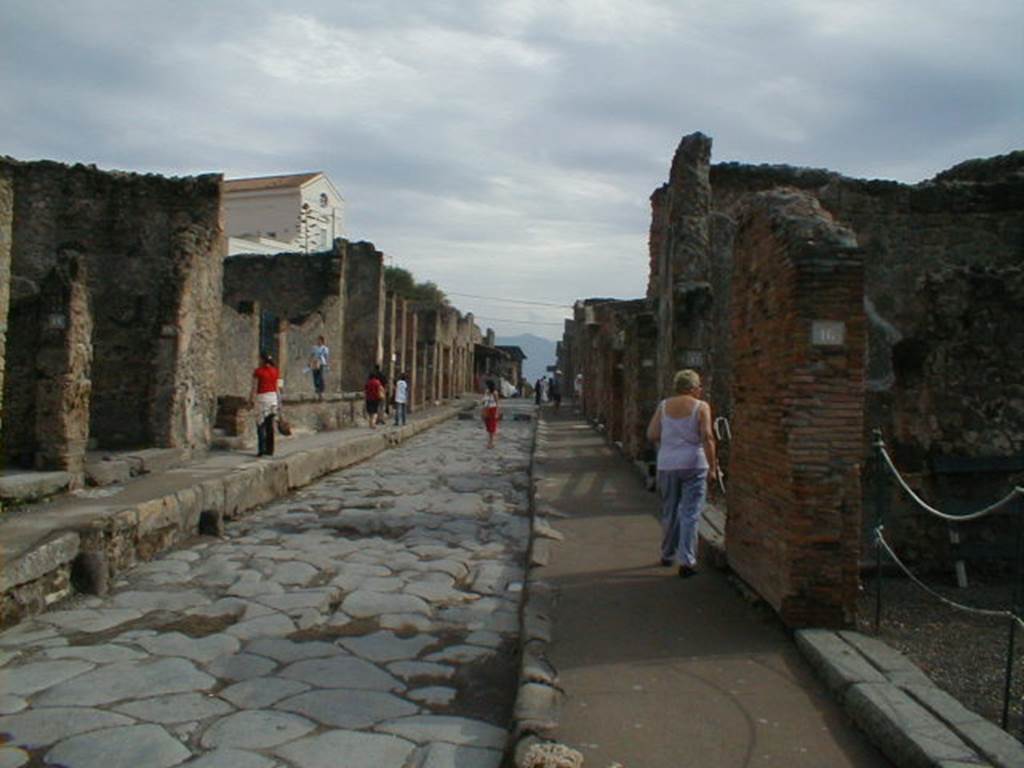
[1003,500,1024,732]
[873,429,886,635]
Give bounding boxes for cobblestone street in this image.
[0,412,534,768]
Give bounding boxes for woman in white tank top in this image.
[646,369,718,577]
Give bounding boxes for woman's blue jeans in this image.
[657,469,708,567]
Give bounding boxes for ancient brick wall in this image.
[726,190,865,628]
[2,159,223,463]
[222,248,344,399]
[342,241,384,390]
[620,303,658,464]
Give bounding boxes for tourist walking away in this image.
[373,364,390,416]
[394,371,409,426]
[482,379,500,449]
[646,369,718,578]
[309,335,329,398]
[365,371,385,428]
[534,377,543,405]
[574,372,583,402]
[550,373,562,411]
[251,353,281,457]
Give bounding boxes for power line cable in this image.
[447,291,573,309]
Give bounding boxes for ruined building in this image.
[560,133,1024,627]
[0,158,224,480]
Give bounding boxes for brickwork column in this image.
[0,168,11,458]
[726,189,865,629]
[407,312,418,411]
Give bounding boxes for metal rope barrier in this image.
[875,526,1024,628]
[878,446,1024,522]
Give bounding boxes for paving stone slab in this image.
[339,631,436,662]
[387,660,455,682]
[846,682,981,767]
[409,686,457,706]
[36,608,142,633]
[0,747,28,768]
[0,707,135,748]
[112,590,210,612]
[35,658,216,706]
[342,590,432,619]
[1,659,94,695]
[45,643,146,664]
[420,742,503,768]
[226,613,295,640]
[206,652,278,682]
[182,749,280,768]
[244,637,341,663]
[376,714,508,749]
[45,724,191,768]
[424,645,493,664]
[0,471,72,503]
[0,695,26,715]
[275,730,416,768]
[138,633,241,663]
[279,655,404,691]
[275,688,418,728]
[200,710,316,749]
[379,612,436,633]
[112,692,235,724]
[220,677,311,709]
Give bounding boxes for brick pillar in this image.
[407,313,418,411]
[726,189,865,629]
[0,168,11,459]
[384,292,397,394]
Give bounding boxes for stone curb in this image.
[509,417,573,766]
[796,628,1024,768]
[0,404,465,629]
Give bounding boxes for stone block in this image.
[0,471,72,503]
[846,682,980,767]
[125,448,189,475]
[903,683,1024,768]
[794,629,887,697]
[0,532,80,592]
[839,631,934,689]
[84,459,131,487]
[514,682,563,735]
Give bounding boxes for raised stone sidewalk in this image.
[0,400,469,629]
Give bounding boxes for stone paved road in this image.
[0,412,534,768]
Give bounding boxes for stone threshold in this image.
[0,400,472,630]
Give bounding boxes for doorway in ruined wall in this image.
[260,310,281,362]
[609,349,625,443]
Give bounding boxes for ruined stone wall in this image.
[342,241,385,390]
[0,168,11,458]
[222,248,344,399]
[217,303,260,399]
[620,304,659,464]
[2,159,223,463]
[726,190,865,628]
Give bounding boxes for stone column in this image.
[384,292,397,392]
[342,241,385,390]
[33,253,93,477]
[407,312,418,411]
[725,189,865,629]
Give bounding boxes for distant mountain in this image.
[496,333,557,383]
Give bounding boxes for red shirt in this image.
[364,376,384,401]
[253,365,279,394]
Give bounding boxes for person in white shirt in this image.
[309,336,329,399]
[393,372,409,426]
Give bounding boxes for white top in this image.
[395,380,408,404]
[482,393,498,409]
[656,399,709,472]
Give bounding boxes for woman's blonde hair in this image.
[673,369,702,394]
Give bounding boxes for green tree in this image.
[385,266,447,307]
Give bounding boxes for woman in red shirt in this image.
[251,354,281,456]
[364,373,385,429]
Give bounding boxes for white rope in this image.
[878,446,1023,522]
[875,527,1024,628]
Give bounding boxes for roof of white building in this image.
[224,172,323,193]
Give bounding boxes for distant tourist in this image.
[534,377,543,406]
[394,372,409,426]
[646,369,718,578]
[481,379,501,449]
[309,335,329,399]
[364,371,385,428]
[574,373,583,402]
[251,353,281,457]
[373,364,390,416]
[550,373,562,411]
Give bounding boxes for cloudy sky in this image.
[2,1,1021,340]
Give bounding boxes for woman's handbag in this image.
[276,415,292,436]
